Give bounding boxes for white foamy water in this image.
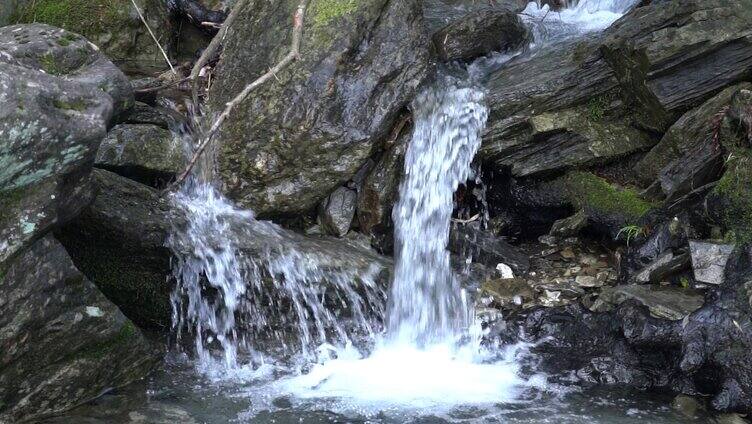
[522,0,638,44]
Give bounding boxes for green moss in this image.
[311,0,358,27]
[12,0,126,41]
[714,154,752,245]
[52,98,88,111]
[567,171,654,223]
[39,53,65,75]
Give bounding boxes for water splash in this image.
[522,0,638,44]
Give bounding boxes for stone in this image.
[482,278,534,308]
[634,84,750,192]
[208,0,430,217]
[690,241,735,285]
[601,0,752,133]
[672,395,704,419]
[318,186,357,237]
[95,124,187,187]
[0,24,134,116]
[449,223,530,274]
[600,285,704,321]
[0,235,156,422]
[59,169,394,328]
[114,102,184,129]
[496,263,514,279]
[575,275,601,288]
[0,59,114,268]
[9,0,174,74]
[633,251,690,284]
[549,210,588,238]
[432,8,528,62]
[422,0,527,34]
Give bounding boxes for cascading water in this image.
[166,0,639,417]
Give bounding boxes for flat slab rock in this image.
[600,284,705,321]
[690,240,735,285]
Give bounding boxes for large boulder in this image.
[59,170,394,328]
[0,235,156,423]
[432,8,529,62]
[422,0,527,34]
[56,169,180,328]
[8,0,174,74]
[208,0,430,217]
[0,59,113,268]
[0,24,134,115]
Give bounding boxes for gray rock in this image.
[422,0,527,34]
[0,24,134,116]
[0,59,113,268]
[690,240,735,285]
[549,210,588,238]
[209,0,430,217]
[634,84,751,198]
[432,8,529,62]
[56,169,181,328]
[449,223,530,274]
[115,102,184,129]
[0,235,156,423]
[318,186,357,237]
[59,170,393,328]
[633,251,690,284]
[601,284,705,321]
[96,124,187,187]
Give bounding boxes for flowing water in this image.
[49,1,705,422]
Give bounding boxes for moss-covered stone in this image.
[311,0,358,27]
[567,171,654,225]
[10,0,173,73]
[714,154,752,245]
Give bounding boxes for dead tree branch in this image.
[169,0,310,190]
[190,0,250,105]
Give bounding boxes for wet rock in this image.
[95,124,187,187]
[432,8,528,62]
[356,130,408,252]
[673,395,705,419]
[481,278,533,308]
[632,251,690,284]
[59,170,393,328]
[601,0,752,133]
[549,210,587,238]
[10,1,174,74]
[318,186,357,237]
[600,285,705,321]
[114,102,184,129]
[0,235,156,423]
[0,59,113,268]
[449,223,530,274]
[0,24,134,115]
[634,84,750,193]
[690,241,735,285]
[422,0,527,34]
[56,169,181,328]
[209,0,430,217]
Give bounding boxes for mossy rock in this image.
[10,0,173,73]
[566,171,655,239]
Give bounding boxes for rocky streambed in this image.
[2,0,752,422]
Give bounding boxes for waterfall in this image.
[388,80,487,346]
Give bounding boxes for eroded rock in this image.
[432,8,528,62]
[690,240,735,285]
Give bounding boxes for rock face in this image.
[96,124,187,187]
[449,223,530,274]
[57,169,181,328]
[0,24,134,115]
[0,236,157,423]
[209,0,430,217]
[422,0,527,34]
[432,8,528,62]
[9,0,174,74]
[690,241,735,285]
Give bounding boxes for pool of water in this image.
[42,353,709,424]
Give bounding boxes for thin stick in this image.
[130,0,176,75]
[190,0,250,105]
[169,0,310,190]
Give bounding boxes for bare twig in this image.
[130,0,176,75]
[451,214,481,224]
[190,0,250,105]
[134,76,192,94]
[170,0,310,190]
